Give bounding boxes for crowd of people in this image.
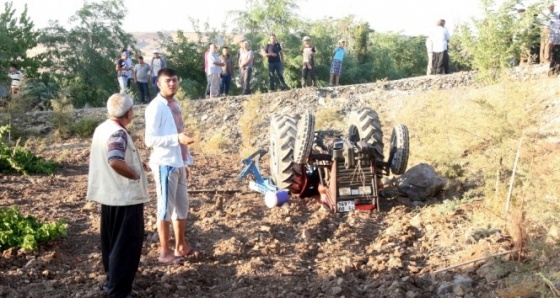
[114,34,349,102]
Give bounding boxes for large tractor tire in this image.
[293,112,315,164]
[388,124,410,175]
[269,113,297,191]
[347,108,385,175]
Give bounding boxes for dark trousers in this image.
[205,74,211,96]
[432,51,449,75]
[220,73,232,95]
[268,62,287,91]
[101,203,144,298]
[151,76,160,94]
[242,67,252,95]
[443,50,450,74]
[302,62,316,86]
[136,82,150,103]
[549,44,560,76]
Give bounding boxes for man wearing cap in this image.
[151,49,167,94]
[87,93,149,298]
[430,19,451,75]
[540,3,559,64]
[261,33,288,91]
[329,39,347,86]
[301,36,316,87]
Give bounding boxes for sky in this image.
[9,0,512,36]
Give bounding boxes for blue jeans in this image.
[220,73,232,95]
[151,76,159,94]
[137,82,150,103]
[268,62,287,91]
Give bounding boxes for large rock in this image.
[396,163,446,201]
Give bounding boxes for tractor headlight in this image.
[339,187,351,196]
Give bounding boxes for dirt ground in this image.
[0,132,518,298]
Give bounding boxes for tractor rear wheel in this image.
[269,114,297,191]
[348,108,384,175]
[388,124,410,175]
[293,112,315,164]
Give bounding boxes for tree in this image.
[0,2,40,87]
[39,0,137,107]
[451,0,544,81]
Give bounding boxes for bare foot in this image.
[158,253,183,264]
[175,247,200,257]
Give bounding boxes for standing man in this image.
[301,36,317,87]
[548,15,560,75]
[207,43,224,98]
[122,49,133,90]
[204,47,211,98]
[145,68,197,264]
[116,52,130,94]
[261,33,288,91]
[329,39,347,86]
[150,49,166,94]
[133,56,151,103]
[425,35,433,75]
[237,39,246,91]
[87,93,149,298]
[219,47,234,96]
[540,3,559,64]
[430,19,451,75]
[8,63,23,95]
[239,41,254,95]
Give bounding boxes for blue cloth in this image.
[137,82,150,103]
[157,165,176,220]
[268,62,287,91]
[333,47,347,61]
[220,73,232,95]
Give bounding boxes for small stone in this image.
[332,286,342,295]
[337,277,344,285]
[453,274,474,288]
[437,281,453,295]
[42,270,49,277]
[302,229,312,241]
[285,217,292,223]
[260,225,271,232]
[453,285,465,296]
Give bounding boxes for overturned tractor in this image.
[239,107,410,212]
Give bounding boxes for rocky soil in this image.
[1,67,554,297]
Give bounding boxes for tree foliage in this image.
[0,2,40,86]
[39,0,137,107]
[451,0,545,81]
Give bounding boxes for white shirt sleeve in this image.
[144,104,179,148]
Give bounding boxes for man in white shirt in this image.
[548,15,560,75]
[430,19,451,75]
[425,37,433,75]
[144,68,197,264]
[540,3,560,63]
[207,43,225,97]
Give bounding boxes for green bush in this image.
[0,206,67,251]
[0,125,57,175]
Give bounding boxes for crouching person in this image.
[87,93,149,298]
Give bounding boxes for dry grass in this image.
[239,92,264,158]
[203,134,230,154]
[179,99,202,152]
[396,76,560,291]
[314,106,345,130]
